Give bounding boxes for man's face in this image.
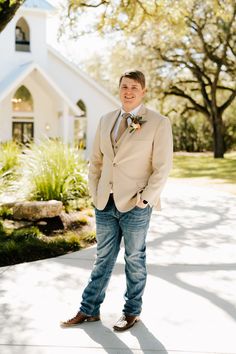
[119,77,146,112]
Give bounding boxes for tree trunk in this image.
[212,113,225,158]
[0,1,24,33]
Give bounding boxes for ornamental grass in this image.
[18,139,89,203]
[0,141,21,194]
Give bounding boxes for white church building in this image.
[0,0,119,155]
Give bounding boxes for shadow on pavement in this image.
[71,320,168,354]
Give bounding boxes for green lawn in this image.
[170,152,236,183]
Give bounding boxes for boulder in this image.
[13,200,63,221]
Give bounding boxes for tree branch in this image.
[0,0,25,33]
[76,1,108,8]
[164,86,209,117]
[219,90,236,114]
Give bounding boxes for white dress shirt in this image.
[113,104,142,141]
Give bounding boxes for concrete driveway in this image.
[0,179,236,354]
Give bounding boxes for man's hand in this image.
[136,199,148,209]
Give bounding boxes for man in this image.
[61,70,173,331]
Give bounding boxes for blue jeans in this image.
[79,194,152,317]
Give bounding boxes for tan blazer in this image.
[88,105,173,212]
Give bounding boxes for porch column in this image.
[68,114,75,146]
[61,102,69,144]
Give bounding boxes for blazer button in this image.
[113,163,117,167]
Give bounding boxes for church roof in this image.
[0,62,82,115]
[0,62,31,99]
[23,0,55,11]
[48,46,120,107]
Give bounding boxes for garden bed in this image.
[0,208,96,267]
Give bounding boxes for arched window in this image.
[75,99,87,149]
[11,86,34,144]
[15,18,30,52]
[12,85,33,112]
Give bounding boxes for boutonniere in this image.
[129,115,147,133]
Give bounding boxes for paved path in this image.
[0,180,236,354]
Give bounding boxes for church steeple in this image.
[12,0,55,65]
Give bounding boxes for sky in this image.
[46,0,110,63]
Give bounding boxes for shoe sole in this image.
[60,317,100,328]
[113,318,139,332]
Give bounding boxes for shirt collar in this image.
[120,104,142,117]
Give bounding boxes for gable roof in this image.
[0,62,82,115]
[48,46,120,107]
[23,0,54,11]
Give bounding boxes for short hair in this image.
[119,70,146,89]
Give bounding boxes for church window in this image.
[11,86,34,144]
[74,99,87,149]
[12,85,33,112]
[15,18,30,52]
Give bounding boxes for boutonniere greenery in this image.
[129,115,147,133]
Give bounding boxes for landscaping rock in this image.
[13,200,63,221]
[59,211,86,230]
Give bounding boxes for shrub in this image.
[79,230,96,245]
[0,141,21,175]
[0,141,21,195]
[0,206,13,219]
[0,226,83,266]
[11,227,41,241]
[20,139,89,204]
[0,221,6,237]
[77,215,89,225]
[65,197,93,212]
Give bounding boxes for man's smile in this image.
[124,96,135,100]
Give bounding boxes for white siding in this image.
[47,50,119,154]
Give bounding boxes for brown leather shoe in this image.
[113,314,140,331]
[60,311,100,327]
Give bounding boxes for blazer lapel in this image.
[108,105,148,158]
[117,105,147,143]
[106,109,120,158]
[116,105,148,146]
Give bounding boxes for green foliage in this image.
[0,141,21,175]
[171,152,236,182]
[65,197,93,212]
[0,220,6,237]
[10,226,41,241]
[224,104,236,151]
[20,139,89,203]
[171,115,213,152]
[77,215,89,225]
[0,225,84,267]
[76,0,236,158]
[79,230,96,245]
[0,206,13,219]
[0,141,21,196]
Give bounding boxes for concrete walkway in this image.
[0,179,236,354]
